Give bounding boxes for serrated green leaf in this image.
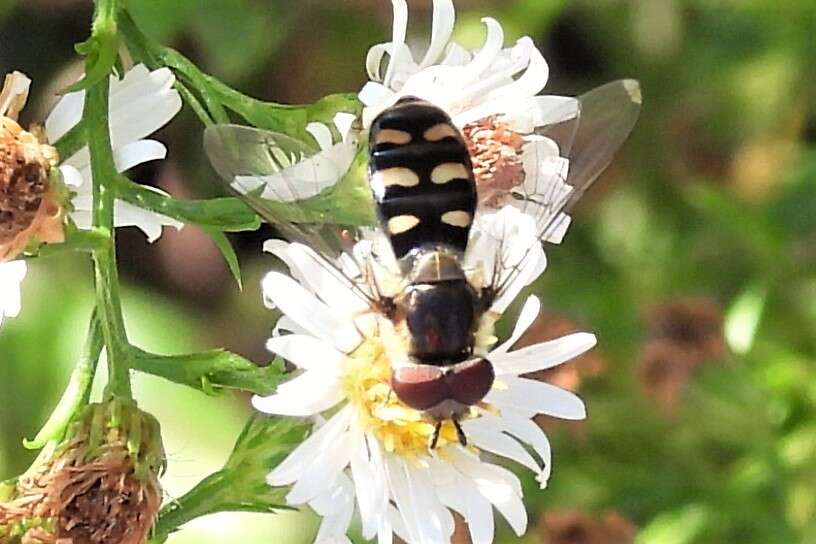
[129,347,281,395]
[116,176,261,232]
[152,416,307,540]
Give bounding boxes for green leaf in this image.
[64,11,120,93]
[152,415,307,540]
[116,177,261,232]
[128,347,282,395]
[202,227,242,290]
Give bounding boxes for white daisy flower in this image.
[0,65,182,328]
[253,221,595,543]
[46,63,184,241]
[359,0,576,241]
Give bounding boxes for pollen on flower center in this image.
[340,333,460,458]
[462,116,526,208]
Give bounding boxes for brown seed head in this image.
[539,509,637,544]
[462,116,526,207]
[0,401,163,544]
[646,297,727,365]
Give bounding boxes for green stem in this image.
[83,3,132,399]
[22,311,104,451]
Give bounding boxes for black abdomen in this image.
[368,98,476,260]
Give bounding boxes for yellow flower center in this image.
[340,336,460,459]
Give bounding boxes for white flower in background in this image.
[46,63,184,241]
[225,111,359,203]
[253,221,595,543]
[0,260,26,328]
[360,0,576,240]
[0,65,182,329]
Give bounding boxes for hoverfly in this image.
[204,80,640,447]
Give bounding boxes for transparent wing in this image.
[487,79,642,300]
[204,124,384,307]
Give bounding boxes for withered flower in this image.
[0,72,65,263]
[0,400,164,544]
[462,116,527,208]
[539,509,637,544]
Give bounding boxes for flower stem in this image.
[84,0,131,400]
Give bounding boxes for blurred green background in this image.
[1,0,815,542]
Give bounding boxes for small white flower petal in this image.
[306,122,334,151]
[111,139,167,173]
[264,241,369,313]
[265,334,346,372]
[492,332,597,376]
[448,448,527,536]
[460,18,505,85]
[486,376,587,420]
[252,369,344,417]
[462,419,541,474]
[385,456,452,544]
[350,432,390,539]
[493,295,540,354]
[418,0,456,69]
[332,112,357,143]
[256,141,356,202]
[312,473,356,544]
[0,260,27,326]
[0,71,31,117]
[261,272,362,353]
[287,429,356,504]
[58,164,84,188]
[383,0,410,87]
[264,405,352,486]
[112,200,182,242]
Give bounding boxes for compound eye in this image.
[446,358,495,406]
[391,365,448,410]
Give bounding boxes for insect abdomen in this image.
[368,98,476,260]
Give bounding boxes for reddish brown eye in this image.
[391,365,448,410]
[446,358,494,406]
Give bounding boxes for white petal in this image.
[264,241,369,313]
[264,405,352,486]
[493,295,540,354]
[0,71,31,118]
[492,332,597,376]
[108,65,182,149]
[447,449,527,536]
[45,87,85,143]
[493,409,553,487]
[462,419,541,474]
[111,139,167,173]
[257,141,356,202]
[287,429,355,504]
[58,164,84,188]
[429,459,495,544]
[312,473,355,544]
[333,112,357,143]
[251,369,344,417]
[0,260,27,326]
[306,122,334,151]
[383,0,409,87]
[350,432,389,539]
[265,334,346,372]
[110,200,181,242]
[486,376,586,420]
[486,37,549,102]
[418,0,456,69]
[460,18,505,84]
[385,456,452,543]
[261,272,362,353]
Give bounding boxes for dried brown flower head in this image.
[646,297,727,364]
[0,72,64,262]
[0,401,164,544]
[462,116,526,207]
[539,509,637,544]
[637,297,728,413]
